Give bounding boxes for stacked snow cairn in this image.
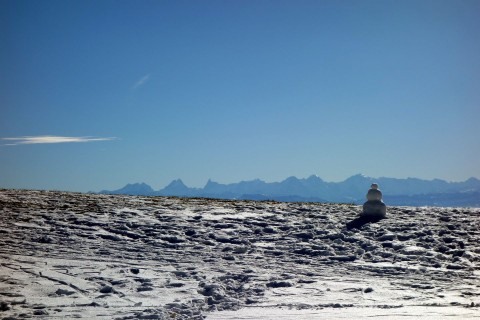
[347,183,386,230]
[362,183,387,218]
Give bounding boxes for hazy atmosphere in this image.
[1,0,479,192]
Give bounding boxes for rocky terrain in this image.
[0,189,479,319]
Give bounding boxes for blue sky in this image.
[1,0,479,192]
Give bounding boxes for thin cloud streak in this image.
[132,74,150,90]
[1,136,117,146]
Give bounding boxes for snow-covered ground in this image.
[0,189,479,319]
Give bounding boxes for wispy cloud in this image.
[1,136,117,146]
[132,73,150,90]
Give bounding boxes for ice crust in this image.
[0,189,479,319]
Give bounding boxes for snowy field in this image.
[0,189,479,319]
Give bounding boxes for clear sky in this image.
[1,0,479,192]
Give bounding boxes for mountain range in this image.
[98,174,480,207]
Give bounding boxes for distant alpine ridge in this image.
[98,174,480,207]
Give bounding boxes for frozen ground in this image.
[0,189,479,319]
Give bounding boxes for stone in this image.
[100,285,113,293]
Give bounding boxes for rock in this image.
[55,288,75,296]
[137,286,153,292]
[0,301,10,311]
[100,285,113,293]
[295,232,314,240]
[381,242,394,248]
[166,282,185,288]
[130,268,140,274]
[329,255,357,262]
[266,280,293,288]
[33,309,49,315]
[185,229,196,236]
